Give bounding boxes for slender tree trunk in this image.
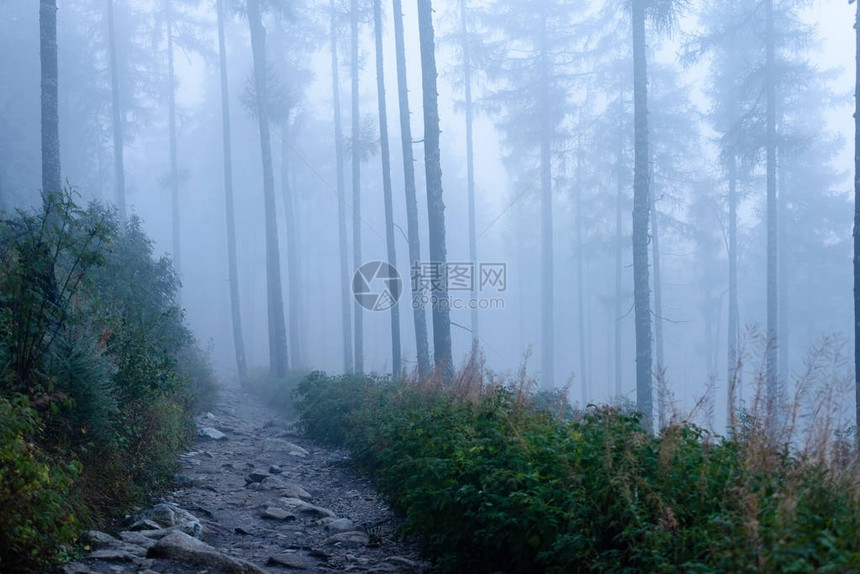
[778,155,788,384]
[40,0,60,197]
[575,142,587,405]
[417,0,453,379]
[615,112,624,398]
[765,0,778,417]
[392,0,430,377]
[372,0,401,377]
[651,181,665,428]
[330,0,353,373]
[539,13,554,389]
[631,0,653,431]
[727,152,739,430]
[351,0,363,373]
[854,0,860,450]
[460,0,478,350]
[107,0,126,218]
[280,122,302,368]
[216,0,247,379]
[167,9,181,278]
[248,0,288,376]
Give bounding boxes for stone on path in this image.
[325,517,355,532]
[260,476,312,498]
[262,506,297,521]
[324,530,370,547]
[263,437,309,456]
[279,497,336,518]
[148,530,267,574]
[267,553,312,569]
[198,427,227,440]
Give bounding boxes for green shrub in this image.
[293,372,860,573]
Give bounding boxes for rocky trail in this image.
[63,383,431,574]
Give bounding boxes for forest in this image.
[2,0,860,571]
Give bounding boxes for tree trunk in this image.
[631,0,653,431]
[575,141,587,405]
[416,0,453,379]
[727,152,739,431]
[765,0,779,417]
[778,154,788,385]
[280,122,302,369]
[614,111,624,398]
[372,0,402,377]
[40,0,61,197]
[107,0,126,218]
[247,0,288,377]
[351,0,363,373]
[392,0,430,377]
[216,0,247,379]
[539,14,554,390]
[460,0,479,350]
[329,0,353,373]
[651,179,665,428]
[854,0,860,450]
[167,8,181,279]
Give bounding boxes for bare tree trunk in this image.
[854,0,860,450]
[539,13,554,389]
[392,0,430,377]
[631,0,653,431]
[350,0,363,373]
[417,0,453,379]
[167,8,181,279]
[778,155,788,385]
[614,115,624,398]
[460,0,478,350]
[40,0,60,197]
[247,0,288,376]
[107,0,126,218]
[330,0,353,373]
[216,0,247,379]
[280,122,302,369]
[727,152,739,430]
[765,0,779,416]
[575,141,587,404]
[651,180,664,429]
[372,0,401,377]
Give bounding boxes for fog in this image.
[3,0,855,432]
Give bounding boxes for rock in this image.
[174,473,196,488]
[325,518,355,532]
[385,556,419,570]
[267,553,311,569]
[324,531,370,547]
[118,530,157,549]
[245,471,270,484]
[203,412,216,420]
[262,507,296,521]
[262,438,309,456]
[130,503,203,538]
[269,464,283,474]
[279,497,336,518]
[198,427,227,440]
[80,530,117,546]
[260,477,312,498]
[62,561,92,573]
[87,548,140,562]
[148,530,267,574]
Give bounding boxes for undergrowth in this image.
[291,351,860,573]
[0,191,218,571]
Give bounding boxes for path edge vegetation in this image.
[0,190,217,572]
[282,351,860,573]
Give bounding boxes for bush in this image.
[293,371,860,573]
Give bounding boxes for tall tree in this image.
[216,0,247,379]
[372,0,401,376]
[166,5,181,277]
[765,0,778,412]
[40,0,60,197]
[107,0,126,218]
[350,0,363,373]
[330,0,353,373]
[247,0,288,376]
[392,0,430,377]
[459,0,479,349]
[631,0,653,430]
[417,0,453,378]
[855,0,860,450]
[281,120,303,369]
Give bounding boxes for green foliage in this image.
[0,190,217,568]
[0,396,80,573]
[294,373,860,573]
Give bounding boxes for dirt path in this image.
[63,382,430,574]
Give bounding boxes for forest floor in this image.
[62,381,431,574]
